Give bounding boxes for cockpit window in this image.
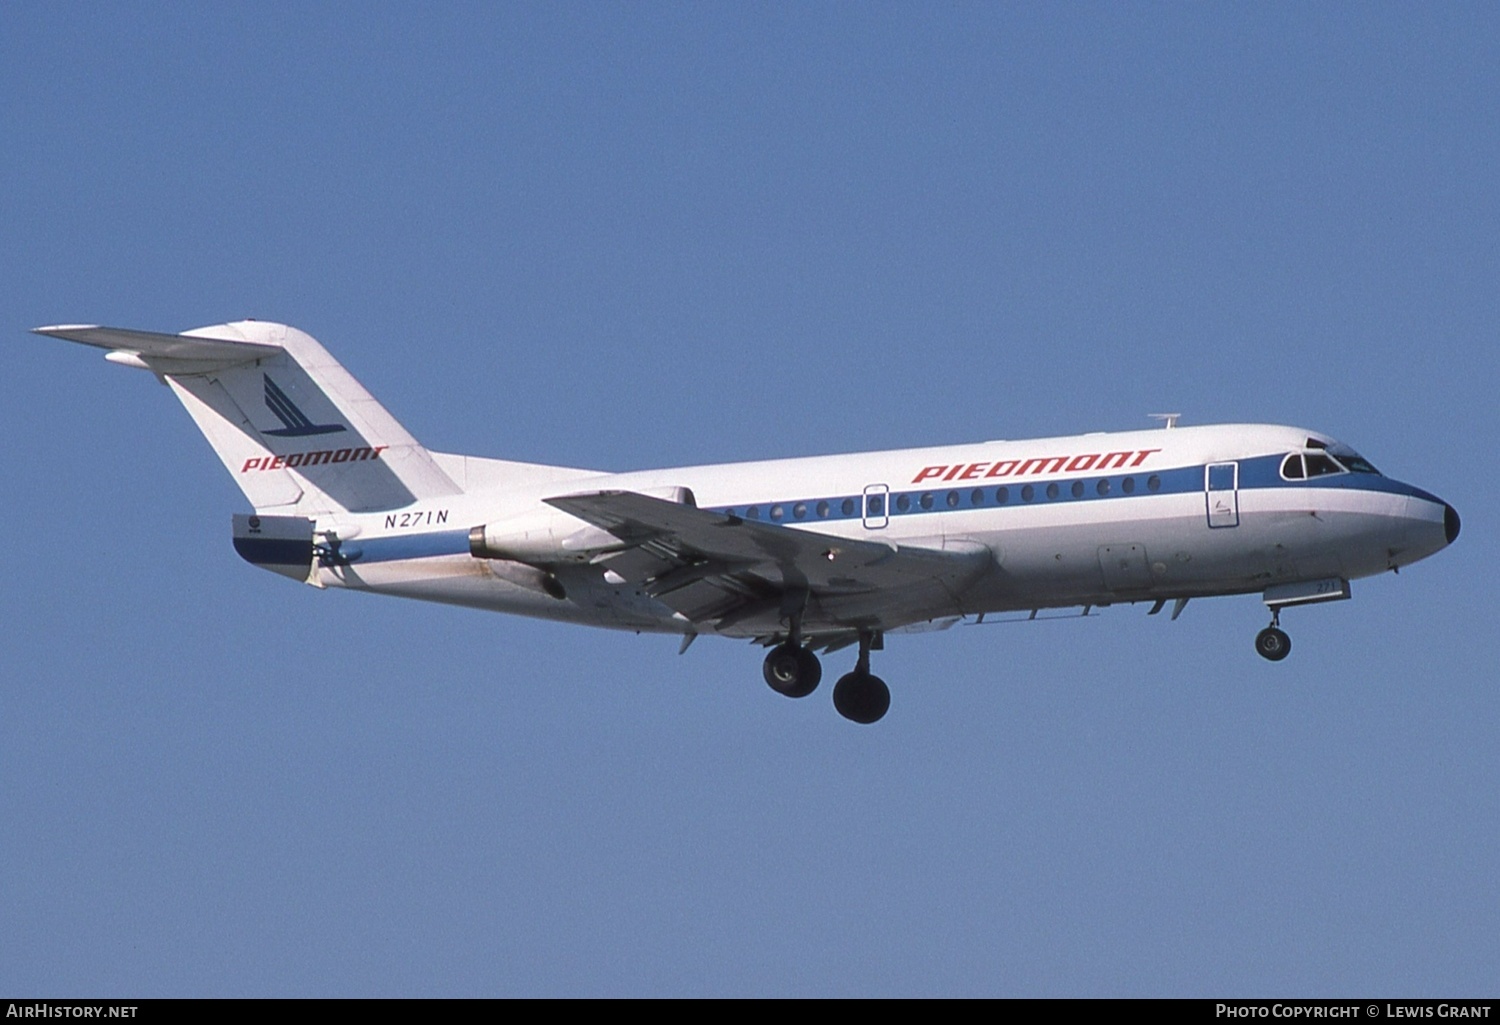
[1328,444,1381,474]
[1284,450,1360,480]
[1304,452,1345,477]
[1289,443,1381,478]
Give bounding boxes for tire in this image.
[1255,627,1291,662]
[832,671,891,724]
[763,643,820,697]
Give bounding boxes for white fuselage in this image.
[308,423,1455,638]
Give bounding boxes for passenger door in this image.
[1205,462,1239,528]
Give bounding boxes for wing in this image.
[546,490,991,642]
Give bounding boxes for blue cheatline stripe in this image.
[337,456,1438,566]
[356,529,471,563]
[1236,456,1443,502]
[707,463,1202,525]
[235,529,468,568]
[704,454,1435,526]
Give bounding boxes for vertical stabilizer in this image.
[33,321,462,514]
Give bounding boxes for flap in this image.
[546,490,991,631]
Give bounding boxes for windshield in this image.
[1305,452,1344,477]
[1328,444,1381,475]
[1281,448,1382,480]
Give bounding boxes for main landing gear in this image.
[761,626,890,724]
[832,631,890,725]
[762,607,822,698]
[762,641,821,698]
[1255,609,1292,662]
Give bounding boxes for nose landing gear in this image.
[1255,609,1292,662]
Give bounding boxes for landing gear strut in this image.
[832,630,890,724]
[1255,609,1291,662]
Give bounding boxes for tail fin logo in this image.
[262,375,346,437]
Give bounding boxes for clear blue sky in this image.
[2,3,1495,996]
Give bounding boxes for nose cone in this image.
[1391,487,1458,570]
[1445,502,1461,546]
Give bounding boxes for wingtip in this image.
[32,324,101,336]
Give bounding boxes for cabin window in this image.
[770,504,784,521]
[970,488,985,506]
[1046,482,1060,500]
[896,494,912,512]
[746,506,760,519]
[920,492,934,510]
[816,501,830,518]
[1281,454,1305,480]
[867,495,884,516]
[996,487,1009,504]
[946,490,960,508]
[792,502,807,519]
[842,498,856,516]
[1021,485,1035,502]
[1071,481,1084,498]
[1122,477,1135,494]
[1096,479,1111,496]
[1147,475,1161,492]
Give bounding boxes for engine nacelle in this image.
[468,514,617,565]
[468,486,694,566]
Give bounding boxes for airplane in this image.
[33,320,1460,724]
